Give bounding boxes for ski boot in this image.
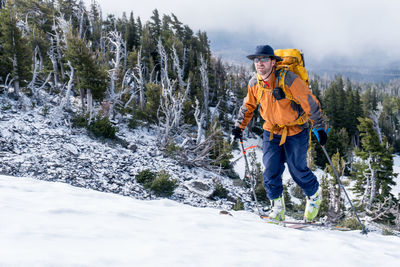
[304,191,321,221]
[268,196,285,221]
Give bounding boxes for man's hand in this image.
[312,128,328,146]
[232,127,243,140]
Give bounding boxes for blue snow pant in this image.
[262,128,319,200]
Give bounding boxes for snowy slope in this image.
[1,175,399,267]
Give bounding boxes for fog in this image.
[83,0,400,71]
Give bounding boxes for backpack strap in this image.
[256,73,272,104]
[276,68,300,105]
[270,68,310,146]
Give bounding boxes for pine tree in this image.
[310,77,321,102]
[57,0,79,26]
[65,33,107,111]
[0,2,32,94]
[149,9,161,40]
[125,11,139,51]
[171,13,184,41]
[87,0,102,50]
[352,118,397,211]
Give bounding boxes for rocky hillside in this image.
[0,93,252,211]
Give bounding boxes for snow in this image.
[1,174,399,266]
[392,154,400,197]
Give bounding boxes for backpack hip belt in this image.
[269,112,309,146]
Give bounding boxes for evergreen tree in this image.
[171,13,184,41]
[136,16,142,37]
[65,33,107,102]
[0,2,32,94]
[309,77,321,102]
[87,0,102,50]
[57,0,79,26]
[149,9,161,40]
[323,75,346,130]
[126,11,139,51]
[352,118,397,209]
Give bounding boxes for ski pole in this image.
[239,137,264,217]
[320,145,368,235]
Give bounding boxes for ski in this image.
[220,210,351,231]
[260,215,351,231]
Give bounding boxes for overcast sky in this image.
[83,0,400,64]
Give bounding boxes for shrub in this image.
[232,197,244,211]
[42,105,50,116]
[382,228,395,236]
[72,113,89,128]
[338,217,362,230]
[211,183,228,199]
[255,183,268,202]
[128,116,140,129]
[1,104,12,111]
[150,171,178,197]
[136,169,157,189]
[88,116,117,139]
[165,140,182,158]
[143,83,162,122]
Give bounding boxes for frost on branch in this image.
[106,31,128,118]
[156,40,189,147]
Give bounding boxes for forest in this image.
[1,0,399,228]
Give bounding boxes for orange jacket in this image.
[235,69,325,139]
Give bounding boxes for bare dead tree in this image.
[156,40,190,147]
[123,48,146,111]
[64,61,75,110]
[77,0,86,39]
[28,45,41,100]
[193,98,205,145]
[200,54,209,126]
[106,31,127,117]
[370,103,383,143]
[191,54,211,145]
[176,120,222,170]
[48,37,60,91]
[0,74,15,94]
[52,14,71,80]
[366,195,395,222]
[135,47,146,110]
[366,156,378,209]
[172,44,185,88]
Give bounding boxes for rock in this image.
[185,180,214,198]
[128,143,137,152]
[64,143,79,156]
[191,181,211,191]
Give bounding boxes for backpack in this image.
[274,48,309,88]
[255,48,309,105]
[256,48,311,146]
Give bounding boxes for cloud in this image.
[84,0,400,64]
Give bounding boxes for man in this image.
[232,45,328,221]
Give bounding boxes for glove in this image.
[312,128,328,146]
[232,127,243,140]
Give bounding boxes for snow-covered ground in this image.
[1,174,399,267]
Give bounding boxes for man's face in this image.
[253,57,275,77]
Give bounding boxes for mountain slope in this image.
[1,175,399,266]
